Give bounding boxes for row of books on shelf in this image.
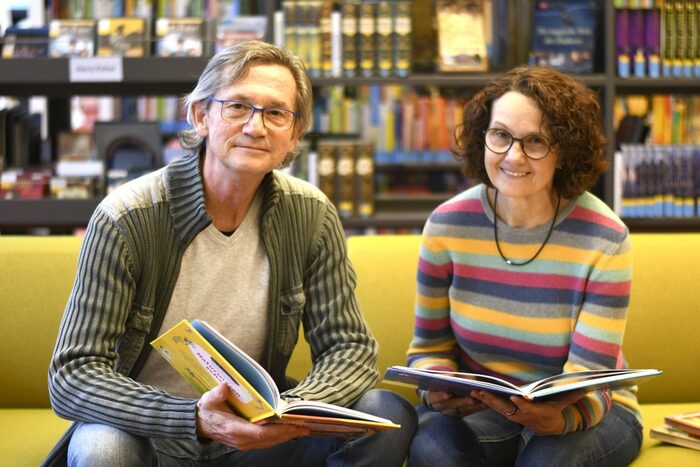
[46,0,257,22]
[614,94,700,146]
[286,139,375,219]
[1,16,266,58]
[278,0,412,79]
[615,1,700,78]
[313,85,464,165]
[70,95,185,133]
[650,410,700,451]
[616,144,700,218]
[0,94,185,169]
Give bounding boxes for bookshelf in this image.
[1,0,699,233]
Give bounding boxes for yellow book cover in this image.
[152,319,400,437]
[335,141,356,218]
[152,319,275,422]
[341,1,359,77]
[435,0,489,72]
[97,18,147,57]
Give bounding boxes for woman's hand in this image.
[425,390,487,417]
[471,389,586,435]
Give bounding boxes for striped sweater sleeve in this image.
[48,208,200,440]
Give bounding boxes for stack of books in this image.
[650,411,700,451]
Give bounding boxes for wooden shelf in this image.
[0,58,608,96]
[1,198,698,233]
[614,77,700,94]
[0,198,99,229]
[623,217,700,233]
[0,57,209,96]
[376,162,460,171]
[0,0,697,233]
[341,211,431,230]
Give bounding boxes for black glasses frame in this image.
[208,97,298,131]
[483,128,553,160]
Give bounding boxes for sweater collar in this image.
[163,151,211,245]
[164,151,282,245]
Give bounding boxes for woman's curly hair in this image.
[452,65,608,199]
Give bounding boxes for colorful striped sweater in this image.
[407,184,640,433]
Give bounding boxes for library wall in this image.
[0,0,699,235]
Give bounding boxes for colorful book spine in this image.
[320,0,333,77]
[695,0,700,76]
[375,1,393,78]
[630,8,646,77]
[393,0,412,77]
[686,0,698,77]
[673,0,685,77]
[357,2,376,77]
[306,0,323,78]
[646,7,661,78]
[335,142,356,218]
[340,0,358,77]
[354,143,375,218]
[662,0,675,76]
[283,0,298,55]
[316,140,336,202]
[616,8,631,78]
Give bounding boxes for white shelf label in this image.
[69,57,124,82]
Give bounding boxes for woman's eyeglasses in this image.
[483,128,552,160]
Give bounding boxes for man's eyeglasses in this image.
[483,128,552,160]
[208,97,297,131]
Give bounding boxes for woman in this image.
[407,66,642,466]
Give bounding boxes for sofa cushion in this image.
[623,234,700,404]
[0,408,71,465]
[0,236,82,407]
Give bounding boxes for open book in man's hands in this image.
[383,365,662,400]
[151,319,400,438]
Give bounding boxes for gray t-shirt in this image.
[138,191,269,398]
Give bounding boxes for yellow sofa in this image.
[1,234,698,466]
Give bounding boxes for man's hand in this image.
[425,390,486,417]
[196,383,310,451]
[471,389,586,435]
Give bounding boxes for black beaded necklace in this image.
[493,189,561,266]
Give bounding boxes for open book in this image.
[151,319,400,438]
[383,365,662,401]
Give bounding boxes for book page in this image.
[151,319,276,422]
[280,399,396,425]
[192,320,280,409]
[383,366,524,397]
[524,368,662,398]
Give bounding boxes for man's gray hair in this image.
[179,40,313,167]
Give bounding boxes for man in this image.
[46,40,416,466]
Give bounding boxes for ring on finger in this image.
[503,404,518,416]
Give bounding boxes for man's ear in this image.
[192,102,208,137]
[290,124,304,145]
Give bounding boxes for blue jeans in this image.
[68,389,417,467]
[408,404,642,467]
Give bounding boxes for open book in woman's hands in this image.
[383,366,662,400]
[151,319,400,438]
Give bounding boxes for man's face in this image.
[195,64,302,179]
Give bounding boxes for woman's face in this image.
[484,91,559,203]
